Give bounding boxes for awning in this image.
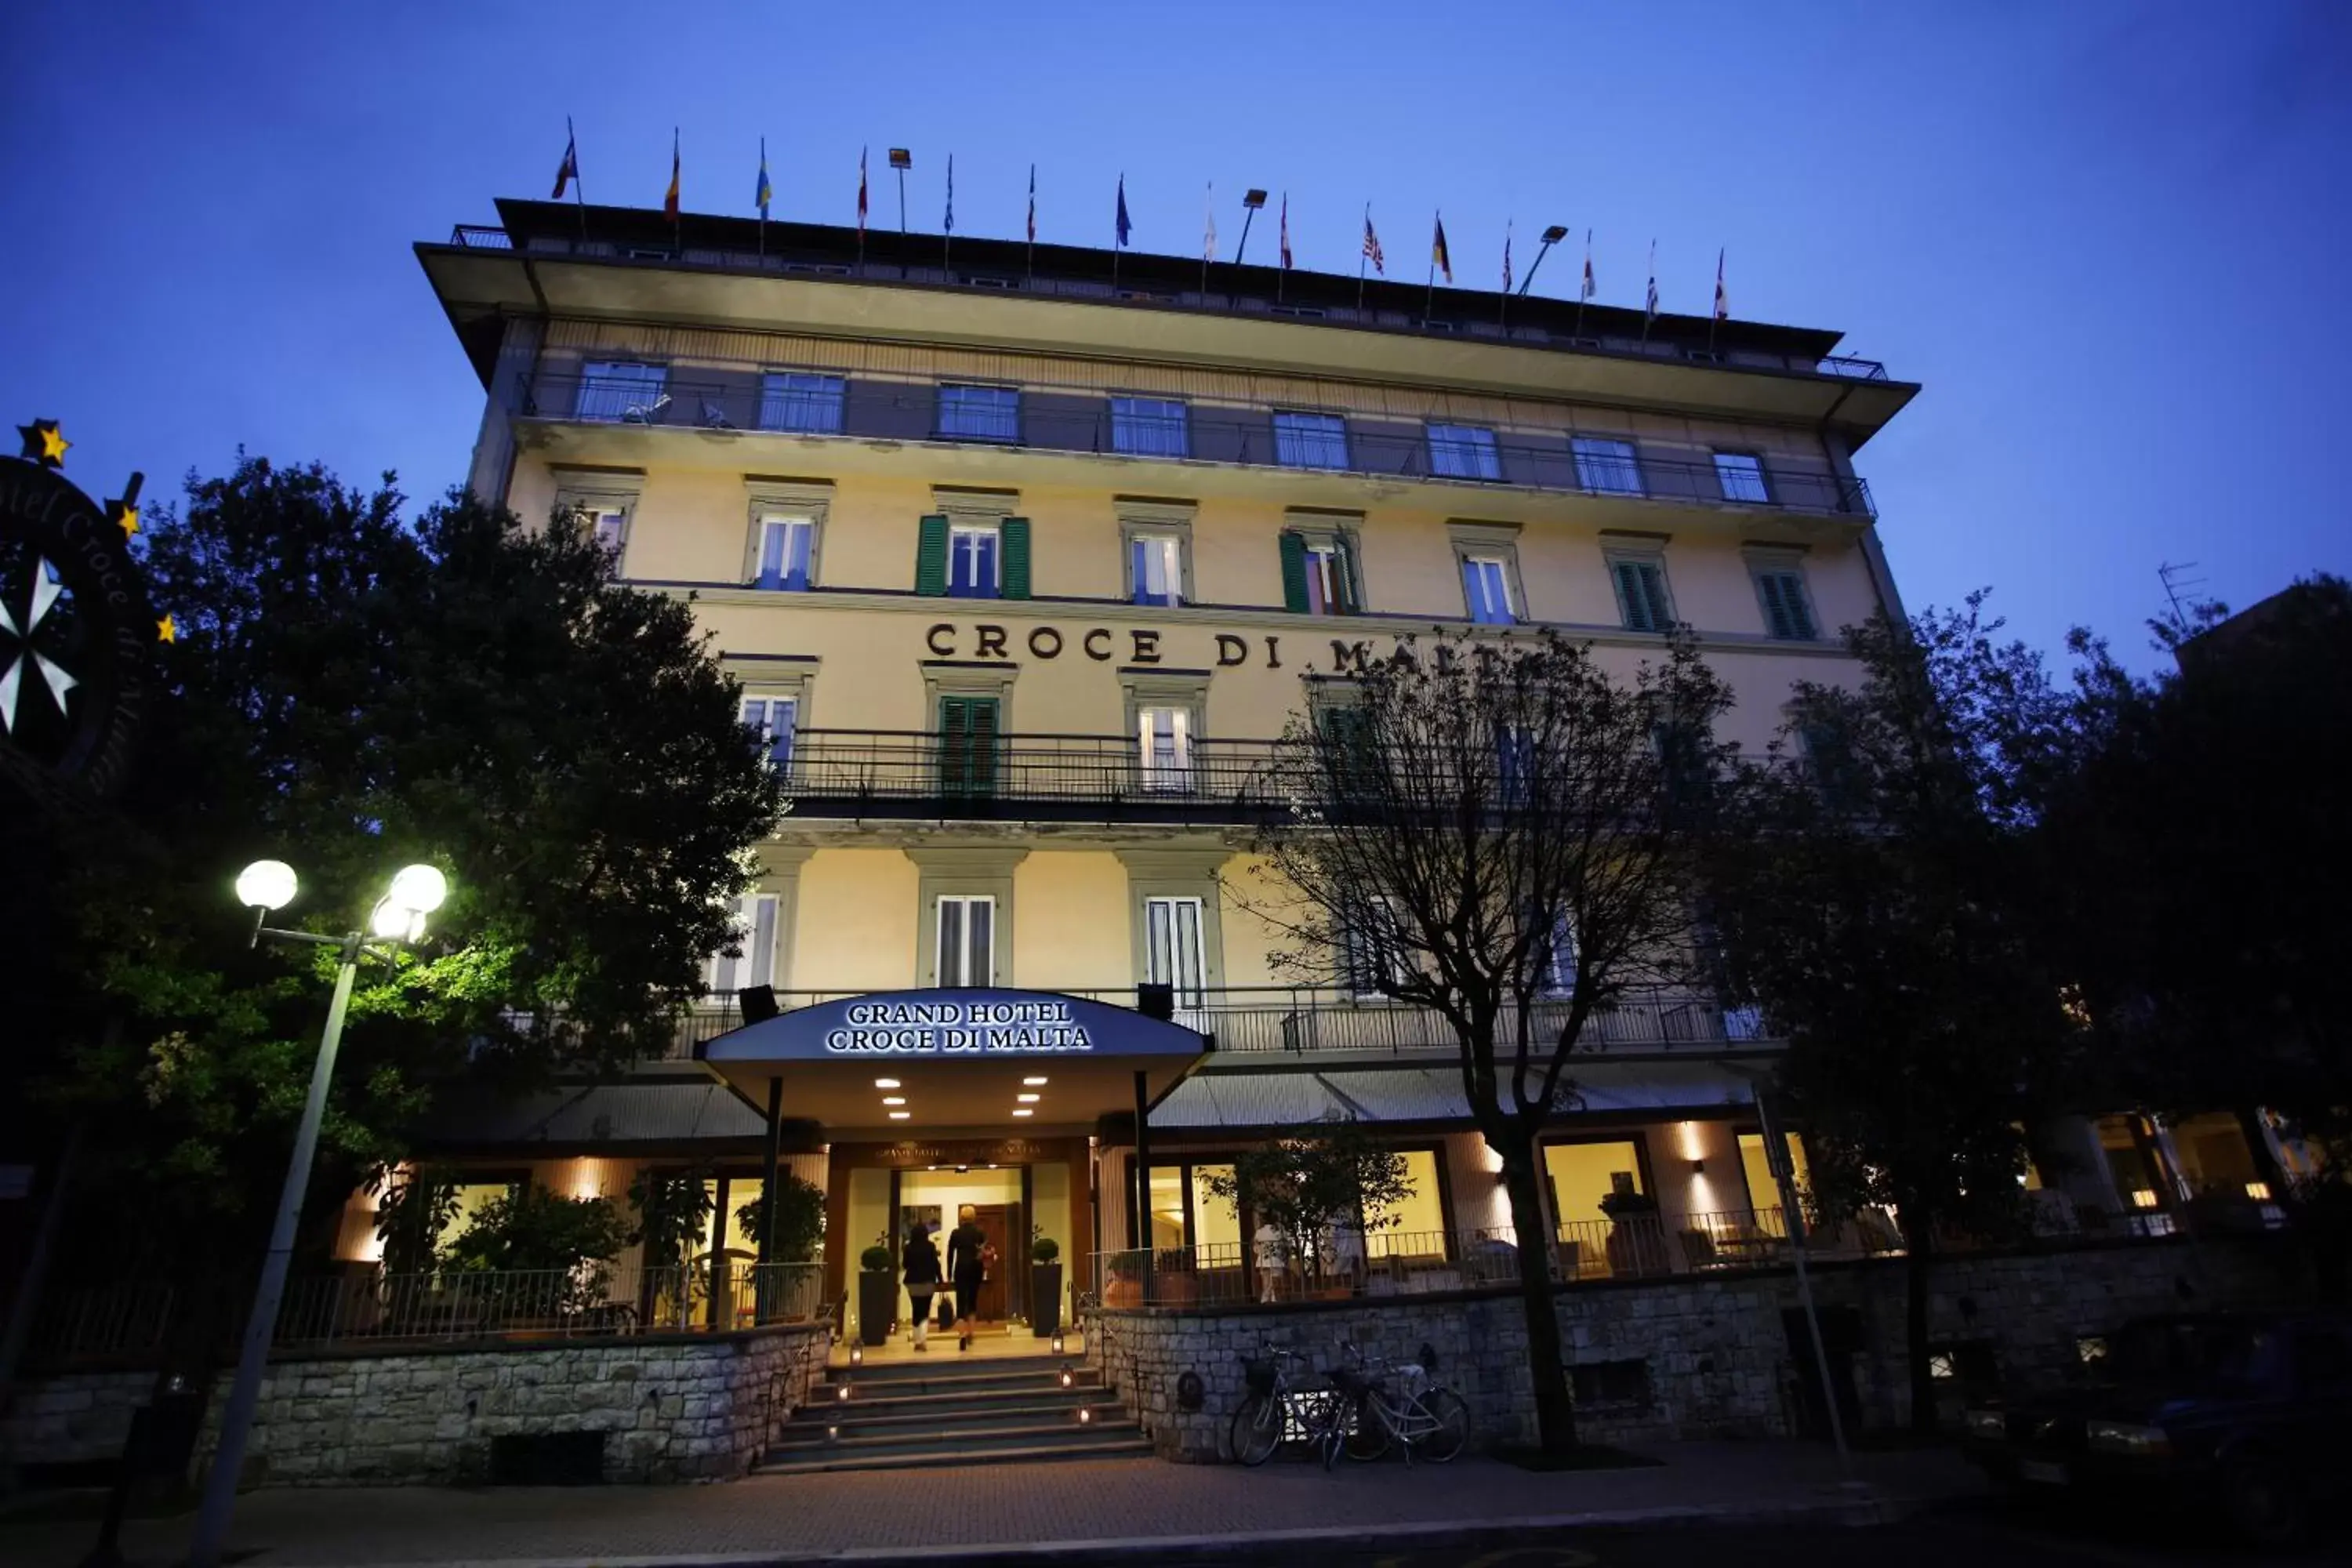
[1151,1059,1762,1131]
[417,1081,771,1149]
[699,988,1212,1133]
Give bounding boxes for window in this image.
[1268,303,1327,320]
[574,505,628,569]
[1341,899,1408,997]
[1737,1132,1810,1213]
[1572,437,1644,496]
[1144,896,1207,1007]
[1363,1149,1447,1258]
[1280,529,1359,615]
[739,695,797,771]
[1543,1139,1649,1236]
[1714,451,1772,505]
[759,372,845,434]
[938,383,1019,441]
[1138,706,1192,793]
[1536,910,1577,998]
[1608,554,1674,633]
[949,524,1000,597]
[575,361,667,423]
[935,895,995,987]
[753,514,815,590]
[708,893,779,995]
[937,695,1000,797]
[1273,411,1349,470]
[1131,535,1184,606]
[1428,424,1502,481]
[1111,397,1190,458]
[1752,568,1818,641]
[1497,724,1536,807]
[1461,557,1515,624]
[1799,720,1860,807]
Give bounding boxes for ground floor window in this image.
[1364,1148,1449,1258]
[1542,1136,1650,1236]
[1734,1130,1810,1214]
[2096,1114,2173,1227]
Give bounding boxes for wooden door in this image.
[974,1203,1014,1323]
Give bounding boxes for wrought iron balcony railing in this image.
[517,369,1875,519]
[779,728,1283,822]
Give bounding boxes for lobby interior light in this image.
[1012,1108,1033,1118]
[875,1078,901,1089]
[1018,1093,1040,1104]
[889,1110,911,1120]
[882,1096,906,1106]
[234,860,298,913]
[1023,1076,1049,1086]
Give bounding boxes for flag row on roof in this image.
[546,122,1733,324]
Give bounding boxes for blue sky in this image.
[5,1,2347,668]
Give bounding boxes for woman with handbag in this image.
[946,1204,988,1352]
[902,1221,942,1352]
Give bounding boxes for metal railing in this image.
[517,369,1875,519]
[442,226,1890,383]
[270,1261,825,1348]
[781,729,1286,820]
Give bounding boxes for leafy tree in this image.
[627,1164,717,1275]
[19,456,784,1276]
[1704,598,2082,1432]
[1237,627,1744,1453]
[737,1171,827,1265]
[443,1183,630,1309]
[1201,1118,1413,1284]
[372,1165,462,1277]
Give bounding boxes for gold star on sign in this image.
[111,500,140,537]
[16,419,68,468]
[157,613,176,644]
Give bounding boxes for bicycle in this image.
[1230,1346,1355,1467]
[1330,1340,1471,1465]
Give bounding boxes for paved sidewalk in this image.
[0,1442,1986,1568]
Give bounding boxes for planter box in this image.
[855,1271,895,1346]
[1030,1263,1063,1338]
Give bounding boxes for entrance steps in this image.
[759,1353,1149,1474]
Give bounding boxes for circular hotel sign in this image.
[1,425,163,808]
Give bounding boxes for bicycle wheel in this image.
[1230,1392,1283,1467]
[1342,1388,1393,1461]
[1414,1387,1471,1463]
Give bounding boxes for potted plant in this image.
[1203,1117,1412,1304]
[1155,1246,1200,1308]
[1029,1234,1063,1338]
[857,1241,895,1346]
[1598,1185,1667,1277]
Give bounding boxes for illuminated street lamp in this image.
[188,861,451,1568]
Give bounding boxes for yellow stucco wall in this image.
[793,849,921,991]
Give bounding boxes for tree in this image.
[18,456,785,1276]
[1238,627,1745,1454]
[1202,1118,1412,1286]
[1704,597,2081,1432]
[372,1165,461,1277]
[737,1172,828,1265]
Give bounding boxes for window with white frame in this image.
[707,893,779,996]
[752,514,815,590]
[1572,436,1644,496]
[1497,722,1536,807]
[1144,896,1207,1007]
[1461,556,1515,624]
[935,895,996,987]
[949,522,1000,597]
[576,361,667,423]
[1305,539,1354,615]
[759,372,846,434]
[1274,411,1349,470]
[1111,397,1189,458]
[1536,909,1577,998]
[1131,533,1184,606]
[1713,451,1772,505]
[739,694,797,771]
[938,383,1020,441]
[1137,706,1193,793]
[1428,423,1502,481]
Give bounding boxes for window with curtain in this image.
[1572,436,1643,495]
[1131,535,1183,606]
[708,894,779,996]
[1428,423,1501,480]
[1305,541,1353,615]
[739,695,797,771]
[1713,451,1771,503]
[935,895,995,987]
[575,361,666,423]
[949,524,1000,597]
[1144,895,1207,1007]
[1461,556,1515,624]
[753,514,815,590]
[1137,706,1192,793]
[1274,411,1348,469]
[1111,397,1189,457]
[759,372,846,434]
[938,383,1020,441]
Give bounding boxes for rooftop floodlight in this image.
[388,864,448,916]
[1540,224,1569,244]
[235,860,298,913]
[1242,190,1267,209]
[887,148,912,169]
[1519,226,1573,296]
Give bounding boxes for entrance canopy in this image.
[697,989,1212,1132]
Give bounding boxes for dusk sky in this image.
[5,1,2347,670]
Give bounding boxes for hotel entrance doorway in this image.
[897,1165,1023,1331]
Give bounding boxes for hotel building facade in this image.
[372,194,2284,1345]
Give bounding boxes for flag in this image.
[1363,210,1384,274]
[1644,239,1658,321]
[857,147,869,236]
[756,138,771,220]
[1279,192,1292,270]
[945,154,954,234]
[1713,247,1727,321]
[1026,163,1036,245]
[1116,174,1131,248]
[663,128,680,221]
[1581,229,1595,301]
[1203,182,1217,262]
[1431,212,1451,283]
[1502,220,1513,294]
[552,124,579,200]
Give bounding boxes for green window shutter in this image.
[1279,530,1310,612]
[1333,539,1359,614]
[1613,560,1659,633]
[1773,572,1817,639]
[915,514,950,596]
[999,516,1032,600]
[938,696,1000,797]
[1757,572,1794,638]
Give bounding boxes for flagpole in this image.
[1424,210,1437,329]
[1575,230,1590,339]
[1499,218,1510,332]
[857,147,868,274]
[757,136,767,260]
[1708,246,1723,355]
[943,154,953,278]
[1640,238,1656,347]
[1200,182,1211,299]
[1358,202,1369,310]
[670,127,682,249]
[1112,172,1123,292]
[1025,164,1036,287]
[569,115,586,243]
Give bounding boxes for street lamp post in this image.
[185,860,449,1568]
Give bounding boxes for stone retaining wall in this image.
[4,1325,831,1486]
[1086,1236,2294,1461]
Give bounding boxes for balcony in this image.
[779,729,1283,824]
[515,368,1875,523]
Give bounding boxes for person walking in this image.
[902,1220,942,1352]
[946,1204,987,1352]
